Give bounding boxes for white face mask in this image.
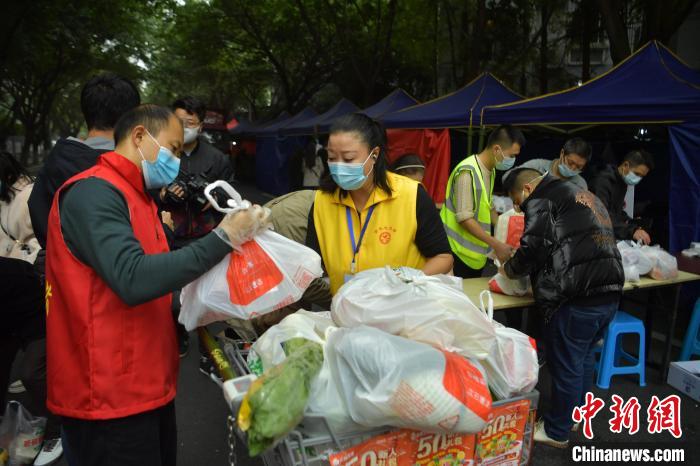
[183,126,199,144]
[520,171,548,206]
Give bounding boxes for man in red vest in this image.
[45,104,268,466]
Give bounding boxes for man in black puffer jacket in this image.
[501,168,624,449]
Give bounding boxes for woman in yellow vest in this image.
[306,113,453,294]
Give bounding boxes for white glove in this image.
[217,205,271,249]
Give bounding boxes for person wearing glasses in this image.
[158,96,234,361]
[503,137,591,191]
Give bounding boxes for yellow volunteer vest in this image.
[440,155,494,270]
[314,172,426,294]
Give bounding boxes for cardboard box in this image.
[667,360,700,402]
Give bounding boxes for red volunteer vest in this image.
[45,152,178,420]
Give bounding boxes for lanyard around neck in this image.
[345,204,376,272]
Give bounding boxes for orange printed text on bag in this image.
[227,241,284,305]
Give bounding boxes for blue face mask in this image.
[138,130,180,189]
[328,152,376,191]
[495,149,516,171]
[558,158,580,178]
[624,171,642,186]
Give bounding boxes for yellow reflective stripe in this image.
[443,197,490,232]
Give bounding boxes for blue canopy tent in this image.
[254,107,316,136]
[361,89,419,119]
[282,98,359,136]
[230,111,291,136]
[228,117,257,135]
[254,108,317,195]
[480,42,700,127]
[382,73,522,154]
[480,41,700,253]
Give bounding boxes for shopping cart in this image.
[213,330,539,466]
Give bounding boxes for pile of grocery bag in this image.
[239,267,539,456]
[617,241,678,283]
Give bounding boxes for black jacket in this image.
[505,176,624,321]
[588,165,638,240]
[29,138,108,248]
[0,257,45,341]
[159,138,234,247]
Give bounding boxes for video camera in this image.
[165,171,229,211]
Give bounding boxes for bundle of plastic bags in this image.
[326,326,492,433]
[617,241,678,282]
[478,292,539,400]
[247,311,362,435]
[179,183,323,330]
[0,401,46,465]
[617,240,653,282]
[331,267,496,359]
[641,245,678,280]
[237,338,323,456]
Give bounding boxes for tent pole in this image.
[467,126,473,156]
[478,127,486,153]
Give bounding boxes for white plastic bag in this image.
[641,245,678,280]
[494,209,525,248]
[623,265,641,283]
[478,292,539,400]
[326,326,492,433]
[331,267,496,359]
[488,273,530,296]
[617,241,653,281]
[248,311,333,373]
[179,230,323,330]
[247,311,362,435]
[0,401,46,464]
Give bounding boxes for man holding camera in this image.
[160,96,234,249]
[158,97,234,360]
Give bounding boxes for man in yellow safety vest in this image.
[441,125,526,278]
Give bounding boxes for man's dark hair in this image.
[623,149,654,170]
[114,104,178,145]
[486,125,526,149]
[0,151,32,203]
[172,96,206,123]
[503,167,543,195]
[81,73,141,130]
[391,153,425,177]
[321,113,391,196]
[562,137,592,161]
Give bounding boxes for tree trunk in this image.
[640,0,699,47]
[467,0,486,84]
[520,0,532,95]
[596,0,630,64]
[539,2,549,94]
[433,1,439,96]
[443,0,460,89]
[581,0,594,81]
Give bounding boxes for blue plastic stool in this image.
[594,311,646,389]
[679,299,700,361]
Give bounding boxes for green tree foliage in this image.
[0,0,695,159]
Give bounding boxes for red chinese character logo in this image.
[379,231,392,245]
[647,395,682,438]
[572,392,605,440]
[609,395,641,434]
